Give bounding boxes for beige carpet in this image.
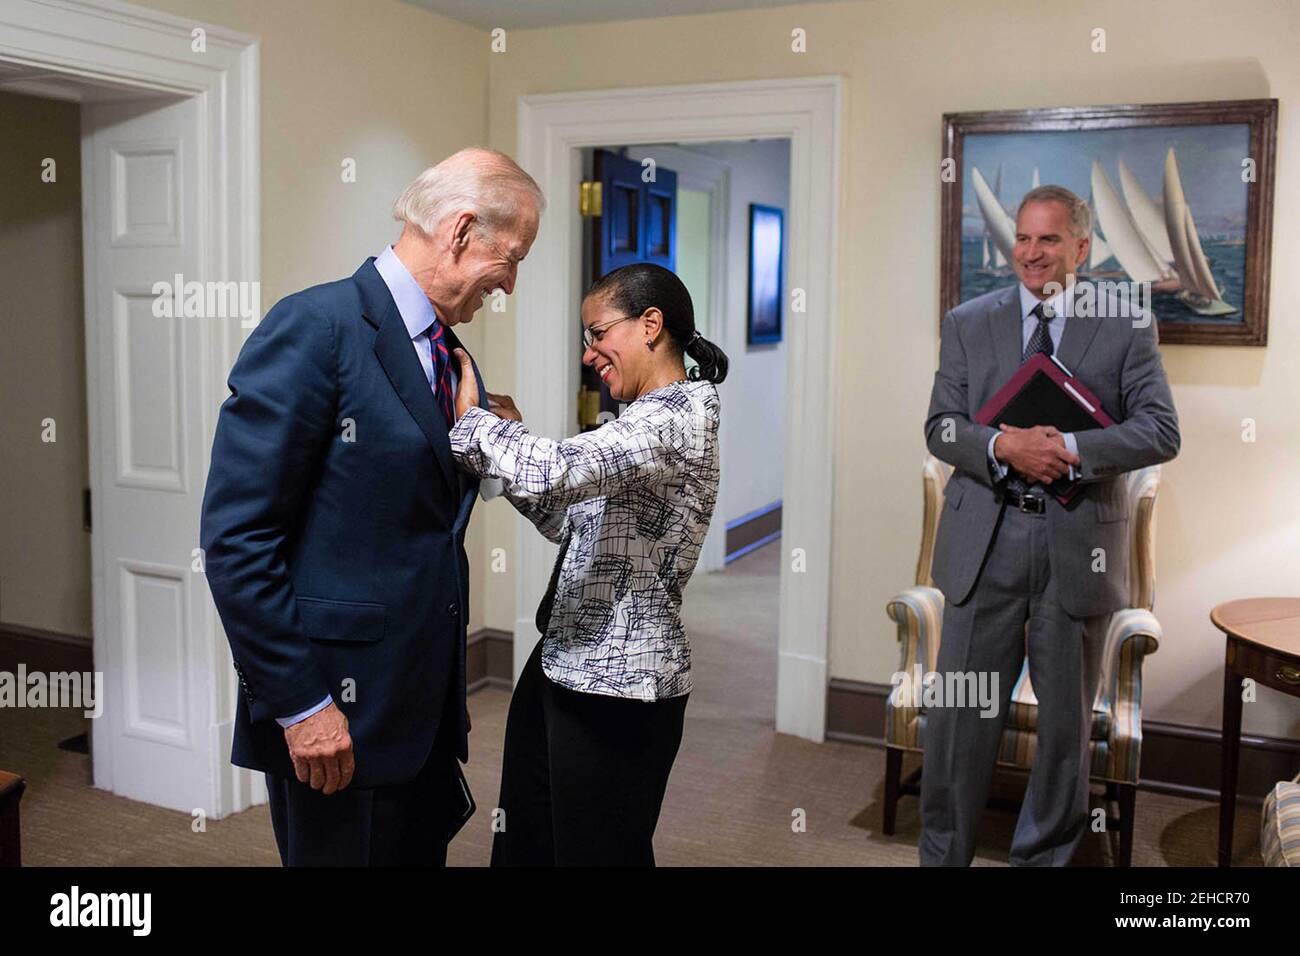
[1,540,1260,866]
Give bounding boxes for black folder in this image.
[975,353,1115,504]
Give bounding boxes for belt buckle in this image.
[1018,494,1044,514]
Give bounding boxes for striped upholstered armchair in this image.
[882,454,1163,866]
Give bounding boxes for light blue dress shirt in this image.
[373,245,503,507]
[374,244,462,398]
[276,246,499,728]
[986,283,1081,485]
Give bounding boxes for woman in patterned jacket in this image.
[449,262,727,866]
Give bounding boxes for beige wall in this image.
[133,0,489,305]
[0,92,91,638]
[127,0,496,629]
[480,0,1300,738]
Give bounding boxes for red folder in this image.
[975,352,1115,504]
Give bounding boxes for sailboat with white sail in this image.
[1118,158,1176,270]
[1090,159,1181,293]
[978,164,1011,275]
[972,165,1016,273]
[1084,187,1121,275]
[967,151,1238,316]
[1089,230,1113,268]
[1163,147,1237,316]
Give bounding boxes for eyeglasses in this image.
[582,315,637,349]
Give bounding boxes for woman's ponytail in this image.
[685,331,729,384]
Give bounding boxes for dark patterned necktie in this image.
[1007,302,1055,495]
[1023,302,1054,361]
[428,319,455,427]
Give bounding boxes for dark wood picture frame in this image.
[941,99,1277,346]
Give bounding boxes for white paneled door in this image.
[82,95,211,812]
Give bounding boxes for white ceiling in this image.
[400,0,843,31]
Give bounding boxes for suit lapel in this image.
[1055,285,1102,374]
[357,261,459,499]
[988,285,1024,384]
[989,283,1100,380]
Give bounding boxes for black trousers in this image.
[265,689,461,867]
[491,639,689,866]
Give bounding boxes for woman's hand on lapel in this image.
[487,392,522,422]
[452,348,479,421]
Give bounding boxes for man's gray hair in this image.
[393,146,545,236]
[1016,185,1091,239]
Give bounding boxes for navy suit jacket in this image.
[200,258,487,787]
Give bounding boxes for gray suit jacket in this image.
[925,284,1180,618]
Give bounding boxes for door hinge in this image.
[577,386,602,429]
[83,488,92,533]
[578,180,602,217]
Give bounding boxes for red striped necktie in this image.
[428,320,455,427]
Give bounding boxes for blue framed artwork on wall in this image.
[747,202,783,346]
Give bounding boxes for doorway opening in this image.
[573,138,791,727]
[514,77,841,740]
[0,0,259,818]
[0,88,93,764]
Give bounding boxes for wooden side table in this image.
[0,770,25,867]
[1211,598,1300,867]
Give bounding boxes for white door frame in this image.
[515,77,842,741]
[0,0,260,815]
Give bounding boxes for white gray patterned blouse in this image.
[449,379,721,701]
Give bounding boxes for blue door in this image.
[593,148,677,275]
[581,149,678,428]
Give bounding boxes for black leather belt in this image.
[1004,489,1047,514]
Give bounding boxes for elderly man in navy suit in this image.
[200,148,542,865]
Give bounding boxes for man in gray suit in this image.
[919,185,1179,865]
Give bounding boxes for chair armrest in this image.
[1097,607,1161,740]
[886,585,945,677]
[885,585,944,748]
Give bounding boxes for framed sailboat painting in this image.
[941,99,1277,346]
